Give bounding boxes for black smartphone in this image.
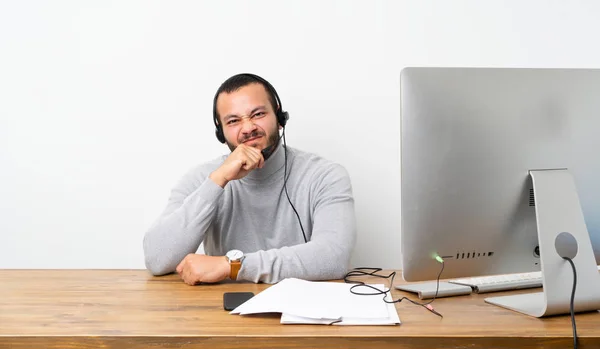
[223,292,254,311]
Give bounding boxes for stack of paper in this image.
[230,278,400,325]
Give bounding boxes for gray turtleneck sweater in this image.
[142,143,356,284]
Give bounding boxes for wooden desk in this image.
[1,270,599,348]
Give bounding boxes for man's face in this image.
[216,83,280,152]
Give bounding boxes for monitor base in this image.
[485,169,600,317]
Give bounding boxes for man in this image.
[143,73,356,285]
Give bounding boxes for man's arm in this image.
[144,145,264,277]
[143,168,223,276]
[237,164,357,283]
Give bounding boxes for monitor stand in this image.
[485,169,600,317]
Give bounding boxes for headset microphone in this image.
[261,132,284,161]
[261,144,276,161]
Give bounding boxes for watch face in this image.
[226,249,243,261]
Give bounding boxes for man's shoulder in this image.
[189,154,227,174]
[176,154,227,185]
[288,146,350,178]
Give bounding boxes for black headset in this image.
[212,73,289,144]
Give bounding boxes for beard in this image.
[226,125,281,153]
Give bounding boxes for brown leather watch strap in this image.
[229,260,241,280]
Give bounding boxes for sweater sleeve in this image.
[143,166,224,275]
[237,164,357,283]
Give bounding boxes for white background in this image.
[1,0,599,270]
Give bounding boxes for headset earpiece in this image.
[215,126,225,144]
[277,110,289,128]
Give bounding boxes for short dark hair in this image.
[212,73,279,125]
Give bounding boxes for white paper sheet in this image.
[230,278,400,325]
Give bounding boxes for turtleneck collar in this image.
[242,141,287,183]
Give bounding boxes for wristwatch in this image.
[225,249,245,280]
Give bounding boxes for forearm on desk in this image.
[239,239,351,284]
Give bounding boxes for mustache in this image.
[239,130,265,143]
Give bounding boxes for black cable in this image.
[343,262,445,318]
[281,128,307,243]
[564,257,578,349]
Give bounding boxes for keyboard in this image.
[448,265,600,294]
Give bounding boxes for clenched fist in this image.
[209,144,264,187]
[176,254,231,285]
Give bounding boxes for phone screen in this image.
[223,292,255,311]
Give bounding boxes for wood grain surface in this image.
[1,269,598,348]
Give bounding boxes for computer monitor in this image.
[400,67,600,317]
